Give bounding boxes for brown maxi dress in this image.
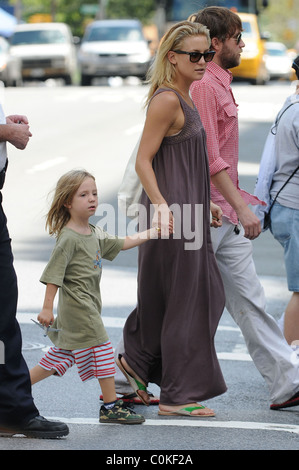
[123,88,227,406]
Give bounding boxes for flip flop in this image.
[116,354,150,406]
[158,404,215,417]
[99,392,159,405]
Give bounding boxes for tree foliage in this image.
[259,0,299,48]
[8,0,156,36]
[105,0,156,23]
[8,0,299,48]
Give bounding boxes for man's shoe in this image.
[100,399,145,424]
[270,391,299,410]
[0,415,69,439]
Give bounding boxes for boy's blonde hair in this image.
[46,169,95,236]
[145,20,211,106]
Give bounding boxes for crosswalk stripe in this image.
[17,313,240,332]
[18,313,252,361]
[46,416,299,435]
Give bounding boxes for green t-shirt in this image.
[40,224,125,350]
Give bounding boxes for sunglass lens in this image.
[204,52,215,62]
[190,53,201,63]
[189,52,215,63]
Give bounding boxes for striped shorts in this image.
[38,341,116,382]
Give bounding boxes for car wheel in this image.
[63,75,73,86]
[80,74,92,86]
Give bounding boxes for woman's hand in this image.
[153,203,174,237]
[210,201,223,228]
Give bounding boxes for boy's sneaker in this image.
[99,399,145,424]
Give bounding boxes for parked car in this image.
[264,42,293,80]
[231,13,269,85]
[78,19,152,85]
[0,36,22,86]
[9,22,78,84]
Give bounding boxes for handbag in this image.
[118,136,142,219]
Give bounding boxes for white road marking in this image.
[26,157,67,174]
[17,313,240,332]
[18,312,251,361]
[46,416,299,435]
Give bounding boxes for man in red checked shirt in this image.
[190,6,299,411]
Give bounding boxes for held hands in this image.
[6,114,32,150]
[152,204,174,237]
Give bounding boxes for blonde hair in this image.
[145,20,211,106]
[46,169,95,236]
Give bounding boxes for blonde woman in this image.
[117,21,227,417]
[30,169,159,424]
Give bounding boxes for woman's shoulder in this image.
[150,87,181,113]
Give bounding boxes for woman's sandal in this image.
[158,404,215,417]
[116,354,150,406]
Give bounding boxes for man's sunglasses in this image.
[173,50,216,63]
[232,33,242,45]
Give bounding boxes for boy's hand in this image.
[37,309,54,328]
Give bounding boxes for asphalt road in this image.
[1,79,299,454]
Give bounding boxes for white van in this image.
[78,19,152,85]
[10,22,78,84]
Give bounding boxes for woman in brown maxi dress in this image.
[117,21,227,417]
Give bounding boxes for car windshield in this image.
[85,26,143,42]
[266,47,287,56]
[241,21,257,39]
[11,30,67,45]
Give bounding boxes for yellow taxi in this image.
[231,12,269,85]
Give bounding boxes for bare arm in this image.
[135,92,182,235]
[122,227,160,250]
[37,283,59,327]
[211,170,261,239]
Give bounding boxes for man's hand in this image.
[237,205,261,240]
[5,114,32,150]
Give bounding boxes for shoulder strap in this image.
[268,100,299,214]
[268,164,299,215]
[271,100,299,135]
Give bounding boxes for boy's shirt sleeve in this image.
[93,225,125,261]
[39,236,75,286]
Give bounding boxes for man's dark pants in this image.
[0,190,38,426]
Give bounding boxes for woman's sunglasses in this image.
[173,50,216,63]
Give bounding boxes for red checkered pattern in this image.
[190,61,262,224]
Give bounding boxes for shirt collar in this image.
[206,61,233,89]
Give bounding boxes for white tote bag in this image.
[118,136,143,219]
